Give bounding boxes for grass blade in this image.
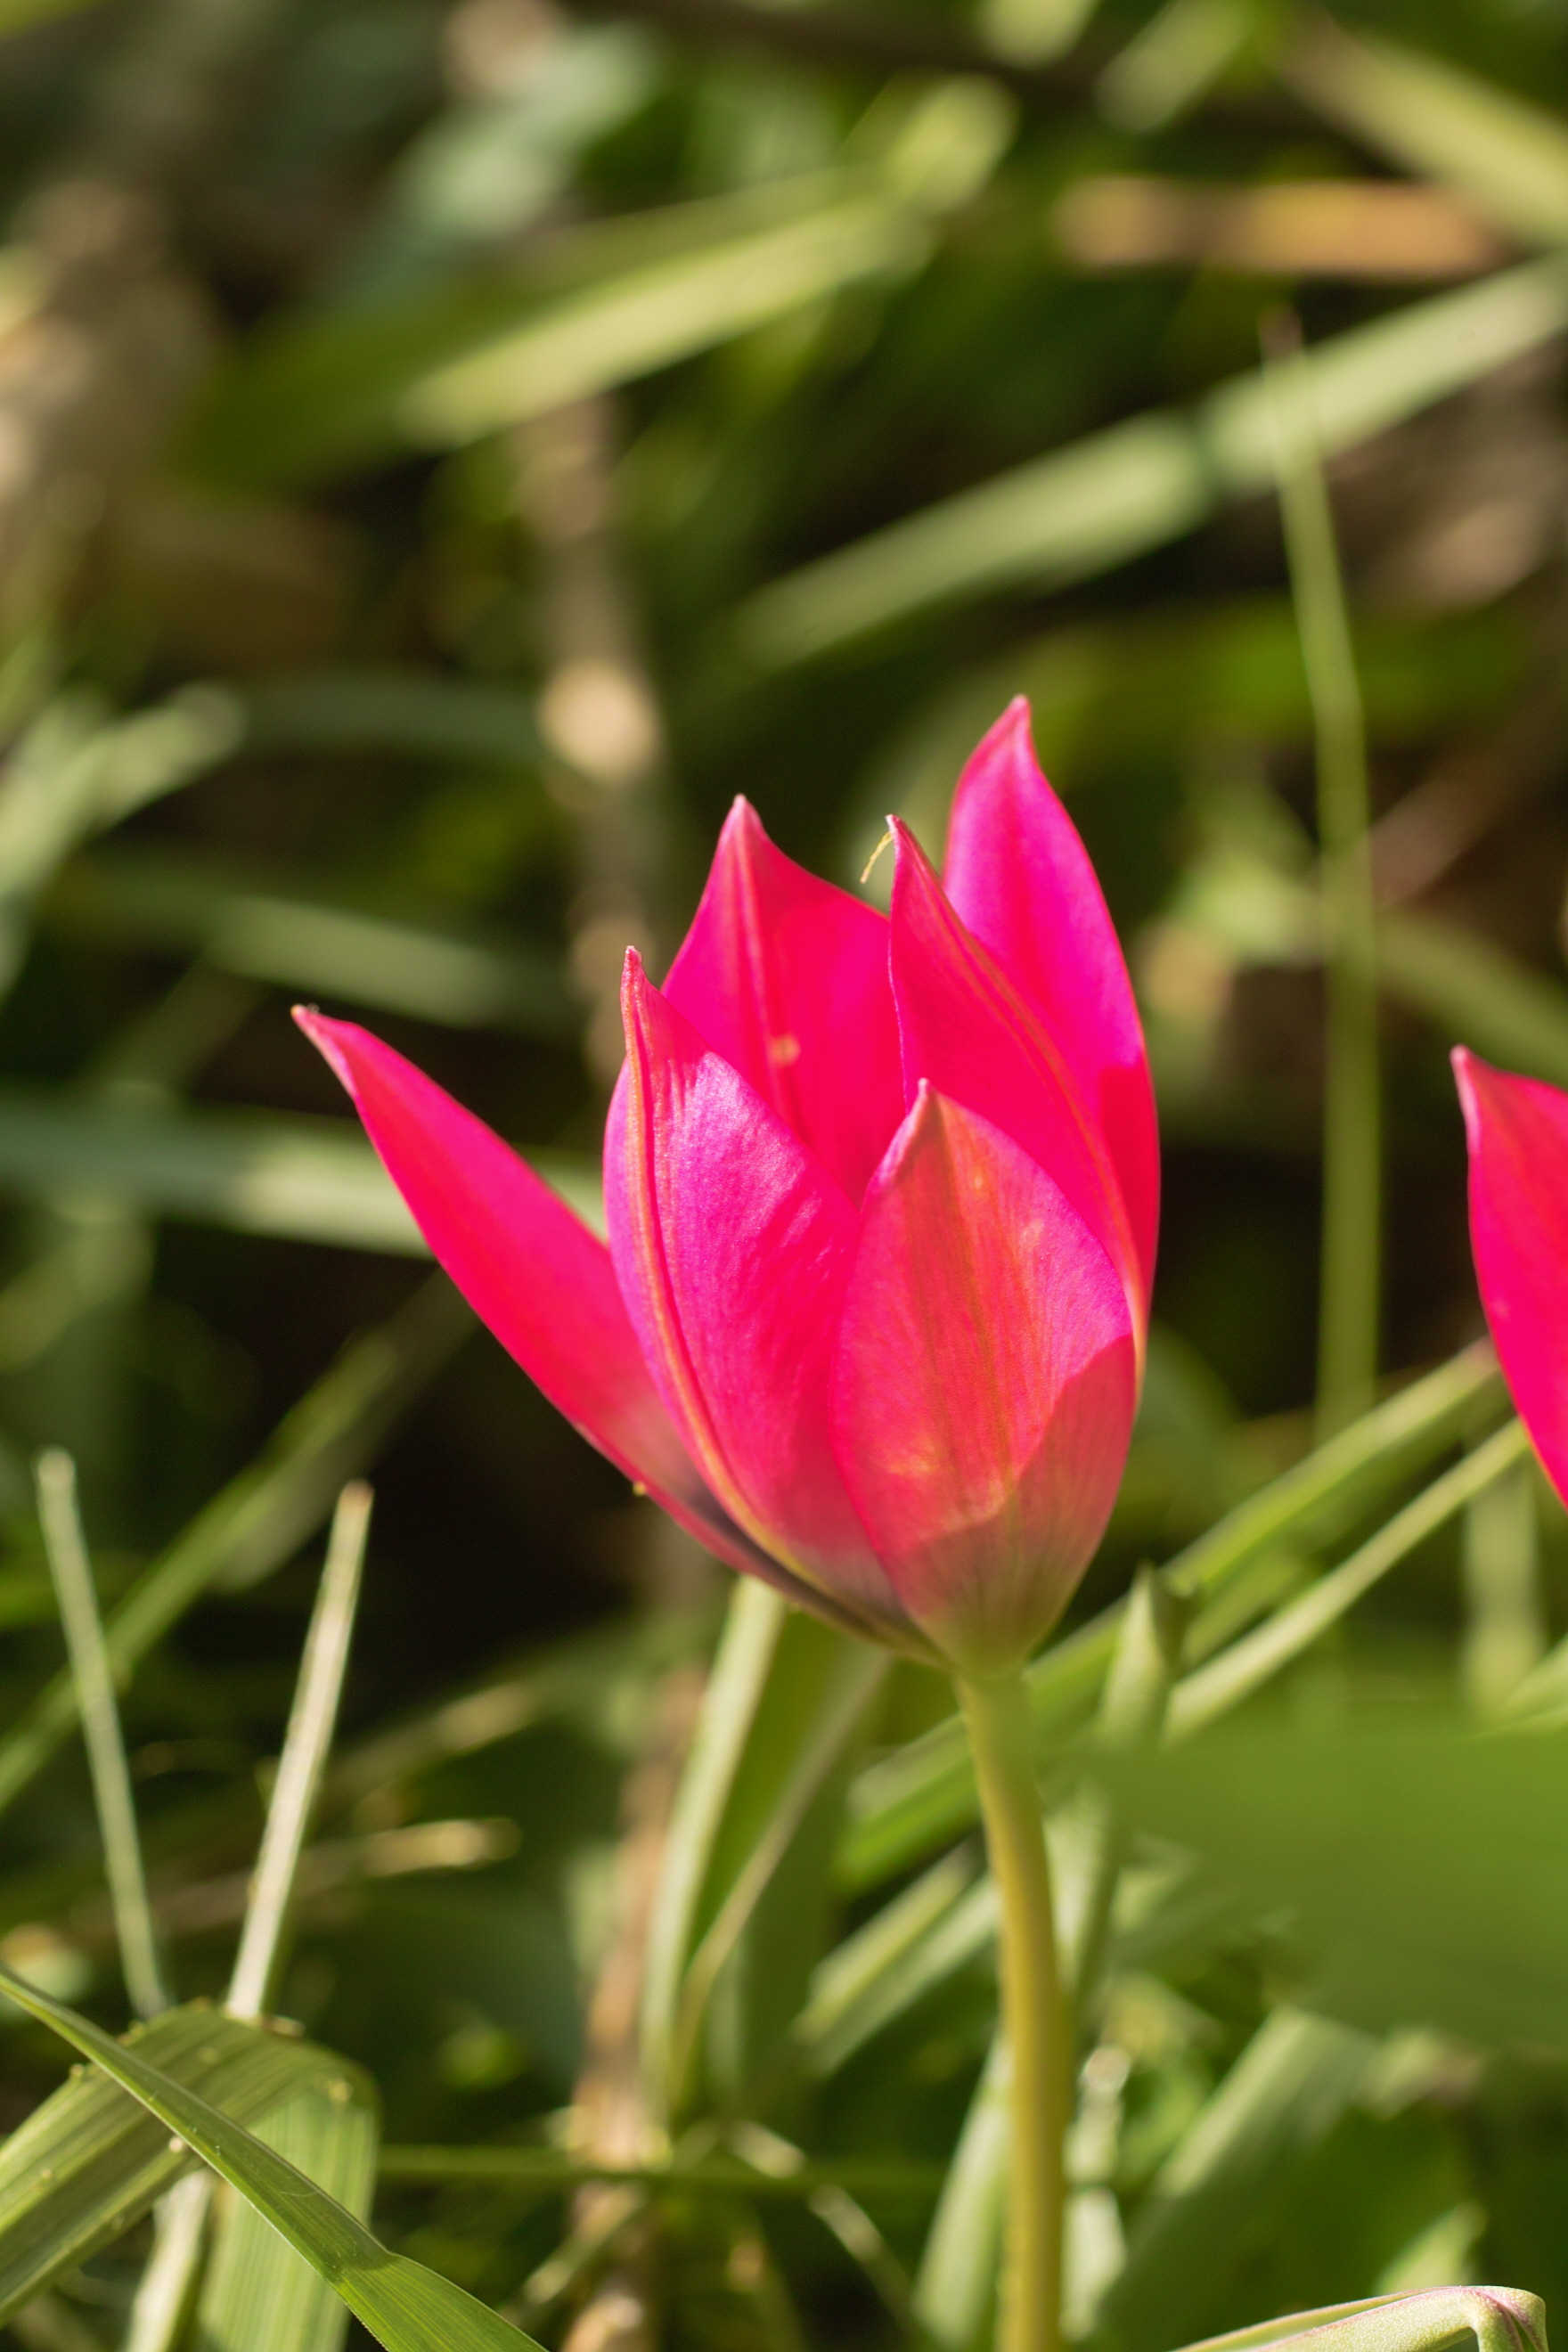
[56,851,578,1041]
[35,1448,168,2021]
[1280,14,1568,249]
[0,1276,468,1824]
[0,1089,600,1247]
[0,2005,373,2322]
[123,2174,214,2352]
[0,1962,543,2352]
[227,1482,372,2021]
[130,1484,372,2349]
[913,2032,1010,2352]
[1167,1419,1532,1740]
[192,2077,379,2352]
[737,258,1568,665]
[1097,2008,1375,2351]
[1264,313,1380,1437]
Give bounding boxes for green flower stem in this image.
[958,1670,1066,2352]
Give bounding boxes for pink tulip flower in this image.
[1453,1046,1568,1505]
[297,701,1156,1676]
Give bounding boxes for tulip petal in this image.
[608,954,907,1635]
[661,798,903,1200]
[943,699,1158,1299]
[1454,1047,1568,1506]
[833,1085,1138,1676]
[889,821,1146,1337]
[292,1008,796,1593]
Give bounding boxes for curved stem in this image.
[958,1670,1065,2352]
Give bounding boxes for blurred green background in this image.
[3,0,1568,2346]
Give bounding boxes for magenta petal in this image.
[833,1085,1138,1677]
[661,799,904,1201]
[943,699,1159,1301]
[608,956,904,1631]
[291,1008,780,1587]
[1454,1047,1568,1507]
[889,821,1147,1342]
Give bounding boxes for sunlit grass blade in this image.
[1097,2009,1376,2352]
[0,2005,373,2323]
[55,851,578,1040]
[641,1581,886,2119]
[838,1340,1500,1889]
[190,176,933,490]
[228,1481,371,2020]
[736,258,1568,666]
[0,1090,601,1247]
[0,686,243,999]
[130,1484,372,2350]
[192,2075,379,2352]
[0,1962,544,2352]
[1167,1419,1531,1739]
[913,2032,1009,2352]
[1279,13,1568,248]
[124,2174,214,2352]
[35,1448,168,2021]
[0,1276,468,1823]
[1264,310,1379,1438]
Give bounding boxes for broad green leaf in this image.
[1280,16,1568,249]
[1098,2008,1378,2350]
[0,1275,470,1821]
[837,1341,1500,1889]
[0,1964,543,2352]
[737,257,1568,664]
[193,2075,380,2352]
[55,850,578,1040]
[0,2002,372,2323]
[1102,1720,1568,2054]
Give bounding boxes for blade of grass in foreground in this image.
[227,1482,372,2020]
[0,1276,468,1823]
[36,1449,169,2022]
[126,1482,375,2352]
[0,1960,543,2352]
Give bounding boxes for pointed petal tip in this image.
[291,1003,358,1097]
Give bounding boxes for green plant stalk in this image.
[958,1670,1065,2352]
[1267,318,1379,1441]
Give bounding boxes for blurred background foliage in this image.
[0,0,1566,2346]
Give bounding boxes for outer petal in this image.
[943,699,1158,1301]
[1454,1047,1568,1506]
[292,1008,799,1596]
[889,821,1147,1343]
[608,954,906,1637]
[832,1085,1139,1677]
[662,798,903,1201]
